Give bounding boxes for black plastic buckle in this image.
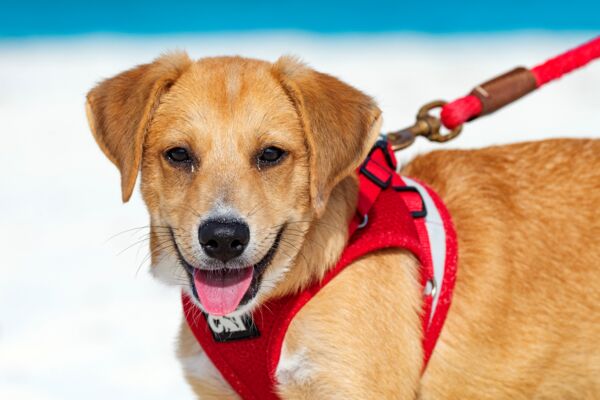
[367,139,397,170]
[393,185,427,218]
[360,160,392,189]
[359,139,397,189]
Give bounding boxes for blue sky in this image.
[1,0,599,37]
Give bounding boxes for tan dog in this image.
[86,52,600,399]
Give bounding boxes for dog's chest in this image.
[275,342,315,387]
[181,339,314,396]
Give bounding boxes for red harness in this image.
[182,141,457,399]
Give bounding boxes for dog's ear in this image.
[85,52,192,202]
[272,56,382,216]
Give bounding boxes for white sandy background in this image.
[1,33,599,399]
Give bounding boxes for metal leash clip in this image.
[386,100,463,151]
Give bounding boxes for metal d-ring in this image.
[424,278,437,298]
[357,214,369,229]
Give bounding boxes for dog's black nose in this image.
[198,220,250,263]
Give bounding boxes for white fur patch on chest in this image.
[180,350,224,383]
[276,343,315,387]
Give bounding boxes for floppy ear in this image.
[272,56,382,216]
[85,52,192,202]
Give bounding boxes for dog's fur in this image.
[86,53,600,399]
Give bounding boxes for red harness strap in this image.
[182,141,457,399]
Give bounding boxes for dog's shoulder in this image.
[278,249,422,398]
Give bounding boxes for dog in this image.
[85,52,600,399]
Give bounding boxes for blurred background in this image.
[1,1,599,399]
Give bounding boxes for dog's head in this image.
[86,53,381,316]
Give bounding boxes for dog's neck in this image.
[268,175,359,298]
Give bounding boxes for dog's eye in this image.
[165,147,192,164]
[257,146,286,166]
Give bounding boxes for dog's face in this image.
[141,57,312,316]
[86,53,381,316]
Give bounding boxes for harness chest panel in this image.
[182,142,457,399]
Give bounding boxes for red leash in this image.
[388,36,600,150]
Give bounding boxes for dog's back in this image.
[403,139,600,398]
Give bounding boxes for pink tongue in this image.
[193,267,254,316]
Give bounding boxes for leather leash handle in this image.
[387,36,600,151]
[469,67,537,116]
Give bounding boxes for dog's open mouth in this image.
[172,226,284,316]
[192,267,254,316]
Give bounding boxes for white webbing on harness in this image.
[402,177,447,326]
